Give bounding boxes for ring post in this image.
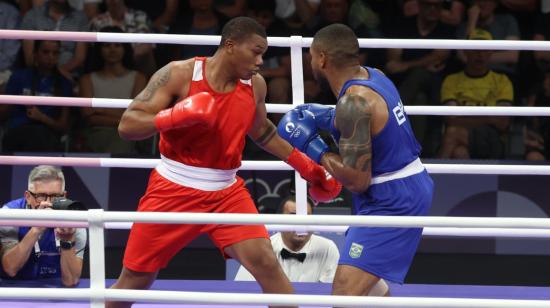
[290,35,309,234]
[88,209,106,308]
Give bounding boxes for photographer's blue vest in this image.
[2,198,61,279]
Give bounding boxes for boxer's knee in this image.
[332,265,380,296]
[111,267,158,290]
[245,245,280,278]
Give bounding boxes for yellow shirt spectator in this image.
[441,71,513,106]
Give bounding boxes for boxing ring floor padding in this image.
[1,279,549,307]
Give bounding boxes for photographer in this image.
[0,165,86,287]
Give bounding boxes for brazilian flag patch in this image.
[349,242,363,259]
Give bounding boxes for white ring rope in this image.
[1,287,549,308]
[2,210,550,307]
[2,29,550,51]
[1,155,549,175]
[100,222,550,239]
[2,94,550,116]
[1,210,550,230]
[3,215,550,239]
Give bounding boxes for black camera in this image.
[51,197,87,211]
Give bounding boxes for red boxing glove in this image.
[286,147,327,184]
[286,148,342,203]
[154,92,215,132]
[309,172,342,203]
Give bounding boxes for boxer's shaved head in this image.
[311,23,360,67]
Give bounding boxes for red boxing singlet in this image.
[158,57,256,170]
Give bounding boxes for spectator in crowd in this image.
[402,0,466,26]
[347,0,382,37]
[438,29,513,159]
[1,40,72,152]
[125,0,179,33]
[385,0,455,156]
[0,165,87,287]
[386,0,455,90]
[90,0,157,77]
[275,0,320,32]
[170,0,228,61]
[21,0,88,80]
[0,0,21,94]
[77,26,146,154]
[440,0,466,26]
[214,0,246,19]
[291,0,322,104]
[68,0,103,20]
[525,69,550,161]
[304,0,353,33]
[247,0,291,123]
[12,0,32,15]
[459,0,520,76]
[124,0,179,68]
[500,0,538,42]
[20,0,102,21]
[500,0,538,12]
[302,0,374,105]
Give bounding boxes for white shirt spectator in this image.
[275,0,320,19]
[21,3,88,67]
[68,0,102,11]
[235,232,339,283]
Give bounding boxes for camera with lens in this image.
[51,197,87,211]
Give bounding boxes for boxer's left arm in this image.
[247,75,337,191]
[248,74,294,159]
[248,76,341,202]
[320,93,373,194]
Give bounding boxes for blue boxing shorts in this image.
[339,170,433,283]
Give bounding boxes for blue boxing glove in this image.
[296,103,340,143]
[277,109,329,163]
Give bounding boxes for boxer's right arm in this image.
[118,62,189,140]
[321,93,373,193]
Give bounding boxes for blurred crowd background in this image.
[0,0,549,163]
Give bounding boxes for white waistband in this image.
[155,155,238,191]
[370,158,425,185]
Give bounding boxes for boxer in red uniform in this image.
[107,17,340,308]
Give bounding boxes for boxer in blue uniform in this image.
[277,23,434,297]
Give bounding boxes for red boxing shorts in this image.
[123,170,268,272]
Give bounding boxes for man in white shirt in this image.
[235,195,389,295]
[235,195,338,282]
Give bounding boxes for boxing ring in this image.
[1,29,550,307]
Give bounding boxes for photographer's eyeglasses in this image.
[27,191,65,202]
